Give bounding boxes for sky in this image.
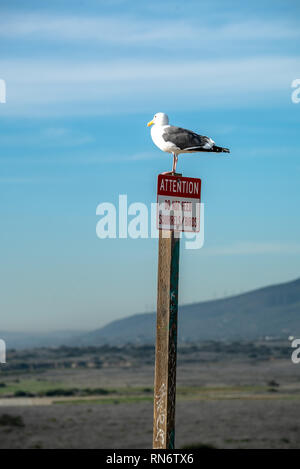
[0,0,300,332]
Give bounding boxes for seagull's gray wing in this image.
[162,126,211,151]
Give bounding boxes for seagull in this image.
[147,112,230,173]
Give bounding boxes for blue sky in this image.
[0,0,300,332]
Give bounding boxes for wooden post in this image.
[153,229,180,449]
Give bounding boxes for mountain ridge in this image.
[2,278,299,349]
[76,277,300,346]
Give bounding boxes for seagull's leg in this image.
[172,153,177,173]
[172,154,178,173]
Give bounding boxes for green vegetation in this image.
[0,414,25,427]
[177,384,269,395]
[0,380,119,398]
[0,380,299,403]
[0,379,64,396]
[54,396,154,405]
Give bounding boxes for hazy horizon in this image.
[1,274,299,333]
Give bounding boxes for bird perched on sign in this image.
[147,112,230,173]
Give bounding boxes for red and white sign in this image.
[157,174,201,232]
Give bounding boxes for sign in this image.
[157,174,201,232]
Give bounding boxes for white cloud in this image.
[0,11,299,116]
[0,55,298,116]
[0,13,298,45]
[0,127,94,146]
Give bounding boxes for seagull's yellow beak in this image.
[147,120,154,127]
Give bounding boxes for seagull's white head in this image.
[147,112,169,127]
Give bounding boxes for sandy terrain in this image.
[0,344,299,449]
[0,399,299,449]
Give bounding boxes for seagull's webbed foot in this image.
[161,154,180,175]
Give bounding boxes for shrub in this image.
[0,414,25,427]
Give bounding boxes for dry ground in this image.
[0,346,299,449]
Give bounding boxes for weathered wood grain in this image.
[153,229,180,449]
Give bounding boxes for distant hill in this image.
[2,278,300,349]
[76,278,300,346]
